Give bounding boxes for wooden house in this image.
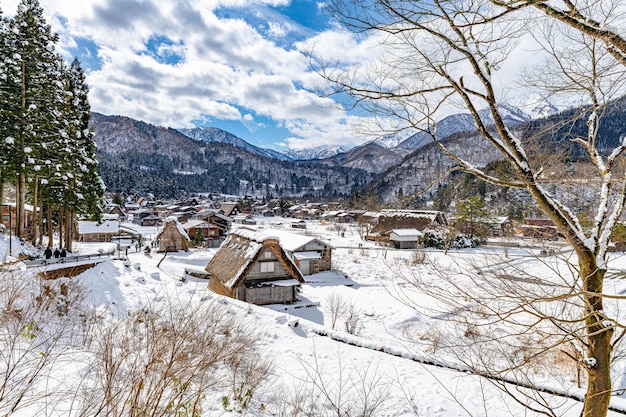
[389,229,423,249]
[220,202,240,217]
[104,205,127,222]
[77,219,120,242]
[2,203,36,236]
[155,217,190,252]
[182,219,222,246]
[206,229,305,305]
[366,209,448,241]
[521,219,559,239]
[256,228,333,275]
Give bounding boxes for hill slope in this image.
[91,113,374,198]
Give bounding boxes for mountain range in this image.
[91,98,625,205]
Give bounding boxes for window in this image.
[264,250,272,259]
[260,262,275,273]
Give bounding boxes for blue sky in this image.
[1,0,378,151]
[1,0,559,151]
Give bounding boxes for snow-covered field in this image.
[2,218,626,416]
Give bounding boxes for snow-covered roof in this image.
[390,228,423,237]
[77,220,120,235]
[293,251,322,260]
[250,227,333,252]
[230,228,279,244]
[182,219,208,229]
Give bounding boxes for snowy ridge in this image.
[177,126,292,161]
[281,144,353,160]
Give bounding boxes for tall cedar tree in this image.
[0,0,104,244]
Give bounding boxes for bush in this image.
[421,230,445,249]
[450,234,480,249]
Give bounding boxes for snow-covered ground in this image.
[2,218,626,416]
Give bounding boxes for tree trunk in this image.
[0,174,4,211]
[17,173,25,239]
[31,177,38,246]
[37,187,43,247]
[65,209,73,252]
[58,209,63,250]
[47,204,53,248]
[579,251,613,417]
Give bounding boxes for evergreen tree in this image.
[453,195,492,241]
[1,0,63,238]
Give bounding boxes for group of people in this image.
[44,246,67,260]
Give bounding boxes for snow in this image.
[3,218,626,416]
[76,220,119,235]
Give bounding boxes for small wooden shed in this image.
[205,229,305,305]
[156,217,190,252]
[389,228,423,249]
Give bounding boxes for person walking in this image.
[44,247,52,259]
[53,248,60,258]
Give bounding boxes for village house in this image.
[254,228,333,275]
[182,219,222,246]
[103,204,127,222]
[389,229,423,249]
[194,210,233,246]
[1,203,36,236]
[155,217,190,252]
[220,202,240,217]
[487,216,514,237]
[76,218,120,242]
[521,218,560,239]
[364,209,448,242]
[205,229,305,305]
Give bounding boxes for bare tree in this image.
[315,1,626,416]
[0,271,89,416]
[82,295,270,417]
[326,293,349,330]
[295,347,392,417]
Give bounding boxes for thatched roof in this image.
[205,229,304,289]
[156,216,191,240]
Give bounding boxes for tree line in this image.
[0,0,104,251]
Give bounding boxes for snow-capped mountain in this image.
[176,127,292,161]
[281,144,353,160]
[371,129,419,149]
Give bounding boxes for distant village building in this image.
[77,219,120,242]
[1,203,36,237]
[103,205,127,222]
[155,217,190,252]
[364,209,448,242]
[205,229,305,305]
[389,229,423,249]
[220,202,240,217]
[182,219,222,246]
[521,219,559,239]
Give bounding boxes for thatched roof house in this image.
[156,217,190,252]
[365,209,448,236]
[205,229,305,305]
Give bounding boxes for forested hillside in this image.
[92,113,374,198]
[360,96,626,208]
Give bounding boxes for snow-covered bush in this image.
[421,230,445,249]
[449,234,480,249]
